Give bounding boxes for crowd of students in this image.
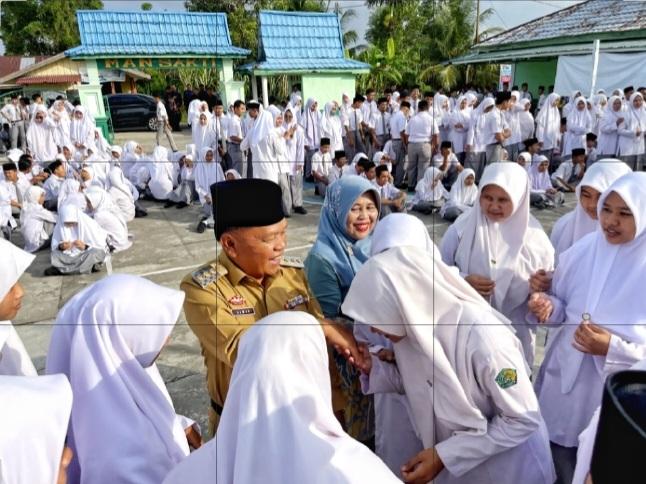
[1,82,645,484]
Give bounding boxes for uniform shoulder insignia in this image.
[280,256,304,269]
[495,368,518,389]
[192,265,223,289]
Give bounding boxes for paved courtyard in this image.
[12,130,576,436]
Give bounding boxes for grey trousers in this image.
[620,154,643,171]
[407,142,432,188]
[505,141,521,162]
[304,148,317,179]
[391,139,406,186]
[156,122,178,152]
[10,121,26,150]
[51,248,106,275]
[227,143,245,177]
[550,442,577,484]
[347,130,366,162]
[316,181,327,198]
[442,206,463,222]
[277,173,292,216]
[466,151,486,182]
[412,199,443,215]
[168,180,196,204]
[289,173,304,208]
[485,143,504,164]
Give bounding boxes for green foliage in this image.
[0,0,103,55]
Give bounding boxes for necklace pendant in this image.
[582,312,591,322]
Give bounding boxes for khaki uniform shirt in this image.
[181,251,331,430]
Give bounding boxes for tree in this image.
[0,0,103,55]
[141,2,153,10]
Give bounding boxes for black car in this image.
[106,94,158,132]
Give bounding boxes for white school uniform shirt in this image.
[375,181,401,200]
[342,243,555,484]
[347,107,363,132]
[373,110,391,137]
[1,103,20,123]
[597,106,623,155]
[550,160,583,187]
[563,99,593,156]
[405,111,438,143]
[482,107,507,145]
[227,114,243,142]
[389,110,407,140]
[361,99,378,125]
[535,172,646,446]
[311,150,333,178]
[284,125,305,176]
[156,100,168,122]
[432,152,460,173]
[0,179,17,229]
[503,103,522,146]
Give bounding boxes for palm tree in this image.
[327,1,367,56]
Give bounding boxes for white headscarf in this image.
[301,97,321,145]
[370,212,434,256]
[69,106,95,147]
[26,105,59,162]
[554,172,646,393]
[627,92,646,132]
[57,179,86,211]
[108,166,134,202]
[535,93,561,149]
[0,374,72,484]
[0,240,37,377]
[320,101,342,150]
[342,245,512,448]
[20,186,57,253]
[441,168,478,216]
[52,204,108,255]
[224,168,241,180]
[412,166,448,204]
[167,311,400,484]
[529,155,552,191]
[246,109,274,149]
[567,96,593,132]
[194,148,224,199]
[192,112,214,157]
[452,163,554,315]
[551,160,631,261]
[46,274,190,484]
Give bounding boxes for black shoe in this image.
[196,221,206,234]
[314,186,320,196]
[305,175,314,183]
[91,263,103,273]
[135,208,148,218]
[176,202,188,209]
[164,200,176,208]
[294,206,308,215]
[44,266,62,276]
[407,187,416,193]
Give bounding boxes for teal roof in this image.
[65,10,249,58]
[241,10,370,73]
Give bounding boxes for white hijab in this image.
[194,147,224,194]
[535,93,560,132]
[26,105,59,162]
[20,186,57,253]
[567,96,593,131]
[413,166,448,204]
[529,156,553,191]
[445,168,478,208]
[247,108,274,149]
[627,92,646,131]
[69,106,95,145]
[551,160,631,261]
[301,97,321,145]
[57,179,85,211]
[46,274,190,484]
[342,245,510,448]
[555,172,646,392]
[165,311,400,484]
[0,239,37,377]
[52,204,107,255]
[453,163,554,315]
[107,165,135,202]
[0,374,72,484]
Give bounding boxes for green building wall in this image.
[302,73,356,108]
[513,59,558,98]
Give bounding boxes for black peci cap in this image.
[211,179,285,240]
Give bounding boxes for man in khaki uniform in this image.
[181,179,364,433]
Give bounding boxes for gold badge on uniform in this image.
[228,295,246,306]
[284,294,309,310]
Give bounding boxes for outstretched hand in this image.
[321,320,370,372]
[402,448,444,484]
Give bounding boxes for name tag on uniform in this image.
[232,307,255,316]
[284,294,309,310]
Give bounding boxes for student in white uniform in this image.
[148,146,177,201]
[342,243,555,484]
[466,97,494,182]
[535,93,561,161]
[374,165,406,218]
[346,95,366,162]
[440,168,478,222]
[107,165,136,222]
[163,311,401,484]
[440,163,554,366]
[503,91,522,161]
[46,275,198,484]
[194,147,225,234]
[388,100,409,186]
[410,166,448,215]
[311,137,333,197]
[69,106,96,159]
[42,160,67,210]
[432,140,463,189]
[405,100,439,190]
[19,185,57,252]
[448,95,470,163]
[483,92,512,164]
[0,239,37,376]
[85,186,131,253]
[371,97,391,151]
[283,107,307,215]
[0,163,20,240]
[529,156,565,209]
[529,172,646,484]
[597,95,624,157]
[354,214,427,474]
[551,148,586,192]
[25,105,58,163]
[227,100,246,177]
[240,109,280,184]
[301,97,322,179]
[0,374,74,484]
[518,98,535,142]
[550,160,631,264]
[320,101,344,153]
[563,97,593,159]
[617,92,646,170]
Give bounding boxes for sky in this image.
[0,0,585,54]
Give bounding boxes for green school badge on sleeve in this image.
[495,368,518,389]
